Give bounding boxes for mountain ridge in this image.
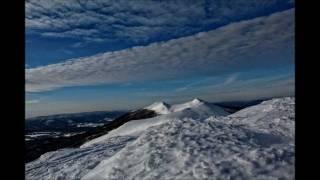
[26,97,295,180]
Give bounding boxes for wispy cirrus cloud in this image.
[131,71,294,103]
[26,9,294,92]
[200,74,295,102]
[174,73,239,93]
[223,74,239,85]
[26,0,294,44]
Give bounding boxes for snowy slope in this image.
[83,97,294,180]
[26,97,294,180]
[25,136,136,180]
[212,97,295,138]
[145,102,171,114]
[82,99,229,148]
[171,98,208,112]
[80,115,170,148]
[96,98,231,141]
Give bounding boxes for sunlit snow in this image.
[26,97,294,180]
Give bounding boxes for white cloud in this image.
[26,0,294,43]
[26,9,294,92]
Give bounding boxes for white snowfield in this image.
[26,97,295,180]
[81,99,229,148]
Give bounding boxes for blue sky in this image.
[26,0,295,117]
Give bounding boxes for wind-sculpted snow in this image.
[26,97,294,180]
[145,102,171,115]
[83,98,294,180]
[25,136,136,180]
[82,100,229,148]
[211,97,295,139]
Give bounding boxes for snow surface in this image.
[25,136,136,180]
[80,115,170,148]
[81,99,229,148]
[26,97,294,180]
[145,102,171,114]
[145,98,229,117]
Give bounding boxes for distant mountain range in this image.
[26,111,126,133]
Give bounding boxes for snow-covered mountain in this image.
[81,98,229,148]
[26,97,294,180]
[145,101,171,114]
[145,98,229,117]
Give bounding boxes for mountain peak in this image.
[145,101,171,114]
[191,98,204,104]
[148,101,170,107]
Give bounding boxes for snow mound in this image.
[145,98,229,117]
[182,99,229,116]
[145,101,171,114]
[211,97,295,138]
[171,98,205,112]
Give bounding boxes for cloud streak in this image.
[174,73,239,93]
[204,76,295,102]
[26,9,294,92]
[26,0,294,44]
[130,71,294,104]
